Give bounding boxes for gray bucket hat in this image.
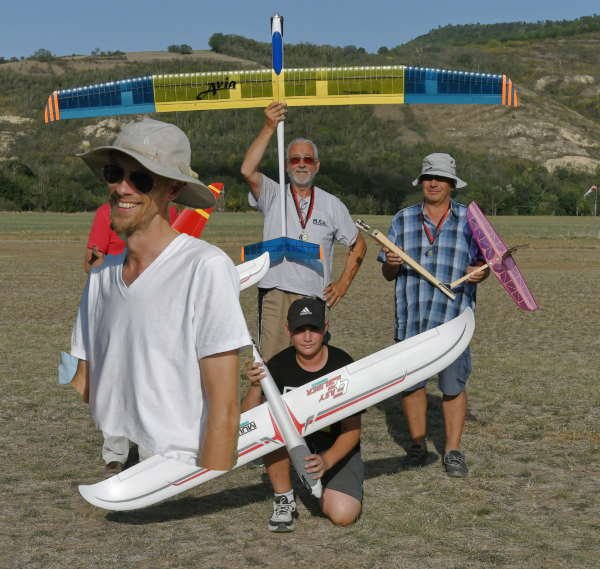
[412,153,467,189]
[78,117,216,209]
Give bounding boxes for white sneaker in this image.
[268,494,298,532]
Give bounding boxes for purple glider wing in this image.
[467,201,538,312]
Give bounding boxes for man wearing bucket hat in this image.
[68,117,251,472]
[378,153,488,478]
[243,297,363,532]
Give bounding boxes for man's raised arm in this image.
[240,101,287,200]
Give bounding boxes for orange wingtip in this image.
[501,76,519,108]
[240,246,245,262]
[44,92,60,123]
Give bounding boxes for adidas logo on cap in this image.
[287,297,326,332]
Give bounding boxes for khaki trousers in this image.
[257,288,305,361]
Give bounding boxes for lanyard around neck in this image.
[422,205,451,245]
[290,186,315,229]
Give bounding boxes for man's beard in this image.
[110,197,154,237]
[287,169,316,189]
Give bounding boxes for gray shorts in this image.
[405,347,472,396]
[322,450,364,502]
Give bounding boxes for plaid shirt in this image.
[377,200,482,341]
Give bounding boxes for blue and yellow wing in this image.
[44,65,519,123]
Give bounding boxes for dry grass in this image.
[1,211,599,569]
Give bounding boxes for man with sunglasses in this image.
[378,153,488,478]
[68,117,251,473]
[241,101,367,362]
[83,196,179,473]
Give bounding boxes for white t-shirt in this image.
[256,175,358,298]
[71,234,251,459]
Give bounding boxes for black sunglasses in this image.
[102,164,155,194]
[420,174,454,184]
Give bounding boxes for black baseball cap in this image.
[287,298,326,332]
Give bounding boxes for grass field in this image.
[1,211,599,569]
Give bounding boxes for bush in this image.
[167,44,193,55]
[29,48,54,61]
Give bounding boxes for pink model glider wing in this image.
[467,202,538,312]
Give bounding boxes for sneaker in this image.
[443,450,469,478]
[268,495,298,532]
[405,441,428,468]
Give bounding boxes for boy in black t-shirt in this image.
[243,298,363,532]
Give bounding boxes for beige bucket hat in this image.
[78,117,216,209]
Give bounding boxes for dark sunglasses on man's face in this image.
[288,155,315,166]
[102,164,155,194]
[420,174,454,185]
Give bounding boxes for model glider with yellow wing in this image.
[44,64,518,123]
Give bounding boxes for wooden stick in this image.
[450,245,522,289]
[450,263,489,289]
[355,219,456,301]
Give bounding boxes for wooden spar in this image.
[355,219,456,301]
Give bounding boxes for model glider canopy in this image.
[44,66,519,122]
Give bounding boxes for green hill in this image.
[0,15,599,214]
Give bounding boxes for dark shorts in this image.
[322,451,364,502]
[404,347,472,396]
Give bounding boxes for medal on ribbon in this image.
[291,186,314,242]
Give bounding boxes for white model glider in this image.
[79,308,474,510]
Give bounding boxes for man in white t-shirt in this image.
[241,101,367,361]
[69,117,251,472]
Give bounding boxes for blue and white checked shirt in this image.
[377,200,482,341]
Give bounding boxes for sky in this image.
[1,0,599,59]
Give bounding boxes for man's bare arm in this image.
[466,263,490,283]
[320,414,361,471]
[83,246,105,273]
[241,361,265,412]
[71,359,90,403]
[198,350,241,470]
[305,414,361,479]
[240,101,287,199]
[381,247,403,281]
[323,232,367,308]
